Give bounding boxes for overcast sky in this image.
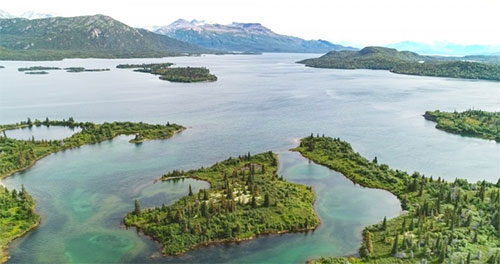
[3,0,500,46]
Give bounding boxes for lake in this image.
[1,53,498,263]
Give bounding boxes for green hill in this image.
[299,47,500,81]
[0,15,210,60]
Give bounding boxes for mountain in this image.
[0,15,210,60]
[0,9,53,19]
[152,19,357,53]
[19,11,54,19]
[0,10,15,19]
[298,46,500,81]
[387,41,500,56]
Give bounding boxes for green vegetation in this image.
[0,118,184,262]
[18,66,61,72]
[424,110,500,142]
[124,151,319,255]
[0,185,39,263]
[295,135,500,264]
[116,63,174,69]
[64,67,110,72]
[0,15,210,61]
[299,46,500,81]
[117,63,217,83]
[24,71,48,75]
[0,118,184,179]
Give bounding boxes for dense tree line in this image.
[0,185,39,262]
[424,110,500,142]
[299,46,500,81]
[124,151,318,255]
[116,63,217,83]
[296,135,500,264]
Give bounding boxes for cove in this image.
[2,53,498,263]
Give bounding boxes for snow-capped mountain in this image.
[151,19,357,53]
[20,11,53,19]
[0,10,15,19]
[0,10,54,20]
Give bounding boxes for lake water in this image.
[4,125,81,141]
[1,53,498,263]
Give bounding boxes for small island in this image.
[124,151,319,255]
[424,110,500,142]
[18,66,61,72]
[0,118,185,262]
[24,71,49,75]
[64,67,110,72]
[116,63,217,83]
[298,47,500,81]
[294,135,500,263]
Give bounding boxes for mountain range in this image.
[0,9,53,19]
[151,19,357,53]
[0,15,210,60]
[387,41,500,56]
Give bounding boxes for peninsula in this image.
[298,47,500,81]
[294,135,500,263]
[124,151,319,255]
[0,118,184,262]
[424,110,500,142]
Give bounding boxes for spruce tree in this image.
[391,235,399,255]
[134,199,141,215]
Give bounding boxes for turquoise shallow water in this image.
[1,53,499,263]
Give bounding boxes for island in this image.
[298,47,500,81]
[24,71,49,75]
[64,67,110,72]
[123,151,319,255]
[18,66,61,72]
[116,63,217,83]
[424,110,500,142]
[0,118,185,262]
[294,135,500,263]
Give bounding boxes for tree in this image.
[203,189,208,200]
[188,185,193,196]
[263,193,270,207]
[134,199,141,215]
[391,235,399,255]
[382,216,387,230]
[251,195,257,208]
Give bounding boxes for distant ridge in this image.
[298,46,500,81]
[387,41,500,56]
[0,15,211,60]
[152,19,357,53]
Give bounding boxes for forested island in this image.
[298,47,500,81]
[294,135,500,263]
[18,66,110,73]
[0,118,184,262]
[424,110,500,142]
[124,151,319,255]
[116,63,217,82]
[0,185,39,263]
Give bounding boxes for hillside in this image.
[152,19,356,53]
[0,15,210,60]
[299,47,500,81]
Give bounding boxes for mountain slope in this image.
[299,46,500,81]
[153,19,356,53]
[0,15,210,60]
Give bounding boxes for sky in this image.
[2,0,500,46]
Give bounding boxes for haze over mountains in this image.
[151,19,357,53]
[0,9,53,19]
[387,41,500,56]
